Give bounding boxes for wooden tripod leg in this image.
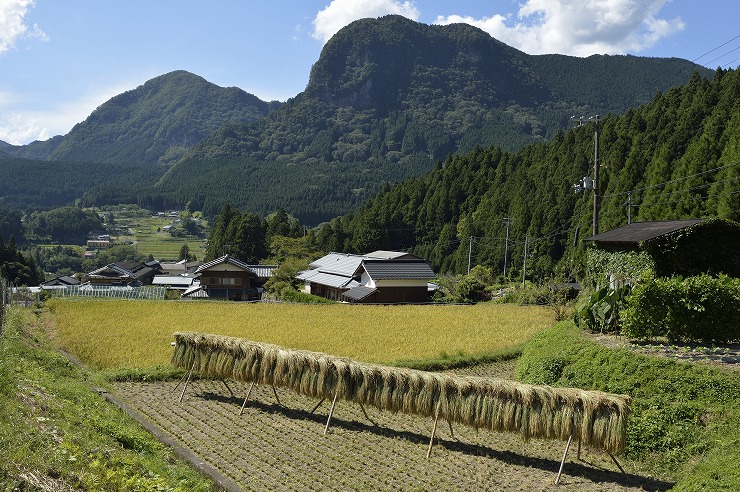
[310,398,326,414]
[173,363,193,392]
[577,437,581,460]
[271,385,282,406]
[222,380,235,398]
[323,391,339,435]
[607,452,625,474]
[358,402,378,426]
[426,408,440,459]
[555,432,574,485]
[239,381,256,416]
[178,364,195,403]
[447,420,456,440]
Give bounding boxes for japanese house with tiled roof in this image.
[298,251,436,303]
[186,255,276,301]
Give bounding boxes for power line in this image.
[692,34,740,63]
[600,161,740,198]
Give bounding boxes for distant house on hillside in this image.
[298,251,436,303]
[183,255,276,301]
[585,218,740,277]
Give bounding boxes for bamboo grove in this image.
[171,332,630,453]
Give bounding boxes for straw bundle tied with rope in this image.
[172,332,630,453]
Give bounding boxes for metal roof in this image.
[307,272,359,289]
[342,286,378,301]
[152,275,196,287]
[585,219,706,243]
[195,254,256,274]
[360,259,436,280]
[364,250,420,260]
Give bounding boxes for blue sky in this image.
[1,0,739,145]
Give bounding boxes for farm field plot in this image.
[113,364,670,491]
[49,299,553,370]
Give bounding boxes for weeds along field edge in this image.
[46,299,553,371]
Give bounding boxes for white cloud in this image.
[312,0,420,43]
[0,0,46,54]
[434,0,684,56]
[0,84,132,145]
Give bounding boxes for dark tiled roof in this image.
[585,219,705,244]
[361,259,435,280]
[342,286,377,301]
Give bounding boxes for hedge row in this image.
[620,274,740,344]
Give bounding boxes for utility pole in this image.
[467,235,473,274]
[502,217,511,278]
[592,115,601,236]
[627,191,632,224]
[571,115,602,236]
[521,234,529,288]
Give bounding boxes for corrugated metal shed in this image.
[585,219,705,244]
[308,272,358,289]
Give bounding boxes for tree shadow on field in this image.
[195,388,673,491]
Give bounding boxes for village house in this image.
[85,260,161,287]
[181,255,276,301]
[298,250,436,303]
[585,218,740,278]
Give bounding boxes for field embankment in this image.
[47,299,552,370]
[517,322,740,491]
[0,307,215,490]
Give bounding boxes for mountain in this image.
[308,69,740,277]
[155,15,712,221]
[5,70,279,166]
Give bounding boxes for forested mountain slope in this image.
[3,71,278,166]
[309,69,740,277]
[155,15,710,221]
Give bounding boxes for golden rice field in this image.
[47,299,553,370]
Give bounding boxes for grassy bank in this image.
[47,299,552,370]
[0,307,215,491]
[516,322,740,490]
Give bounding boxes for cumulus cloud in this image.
[0,84,131,145]
[312,0,420,43]
[434,0,684,56]
[0,0,46,54]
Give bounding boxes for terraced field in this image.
[113,362,672,491]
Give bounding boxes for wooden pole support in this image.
[309,398,326,414]
[577,437,581,460]
[555,432,574,485]
[178,364,195,403]
[426,408,440,459]
[271,385,282,406]
[447,420,456,440]
[222,380,235,398]
[358,402,378,427]
[324,391,339,435]
[173,364,192,392]
[607,452,625,474]
[239,381,256,416]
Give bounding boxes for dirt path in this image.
[113,363,672,491]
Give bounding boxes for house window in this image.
[222,277,242,286]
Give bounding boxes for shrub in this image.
[621,274,740,344]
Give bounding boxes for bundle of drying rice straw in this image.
[172,332,630,453]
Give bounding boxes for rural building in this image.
[40,275,80,290]
[152,274,198,290]
[187,255,276,301]
[159,260,203,275]
[85,261,160,287]
[298,251,436,303]
[585,218,740,277]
